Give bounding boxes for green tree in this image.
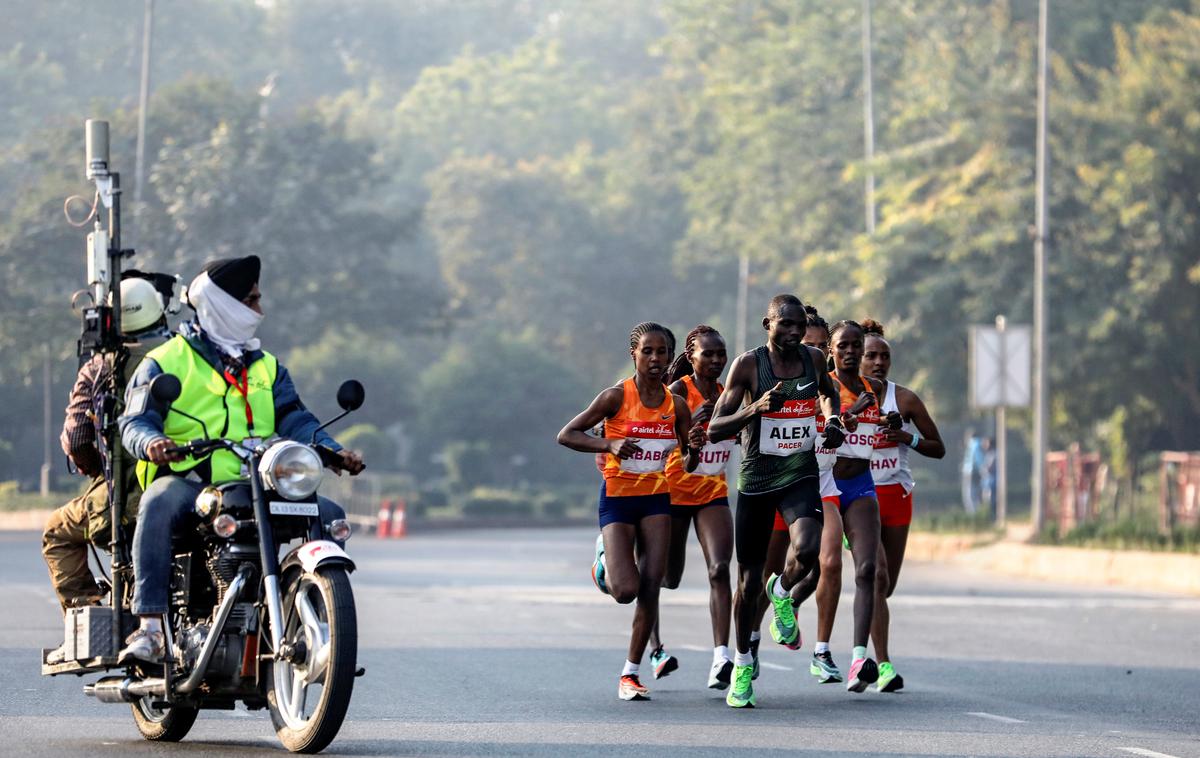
[1053,9,1200,458]
[413,327,592,487]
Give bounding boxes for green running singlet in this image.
[737,345,820,494]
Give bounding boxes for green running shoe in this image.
[842,533,851,551]
[726,663,756,708]
[765,574,800,649]
[749,637,761,680]
[876,661,904,693]
[810,650,843,683]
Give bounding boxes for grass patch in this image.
[1037,519,1200,553]
[0,481,80,512]
[911,510,1005,535]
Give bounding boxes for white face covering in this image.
[185,272,263,359]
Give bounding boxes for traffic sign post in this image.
[969,316,1031,526]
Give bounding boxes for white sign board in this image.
[970,324,1031,409]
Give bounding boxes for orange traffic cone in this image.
[376,499,393,538]
[389,499,408,538]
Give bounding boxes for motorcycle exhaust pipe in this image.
[83,676,166,703]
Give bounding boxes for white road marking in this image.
[759,662,791,671]
[965,711,1026,724]
[1117,748,1183,758]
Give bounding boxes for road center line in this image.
[965,711,1026,724]
[1117,748,1183,758]
[759,662,791,671]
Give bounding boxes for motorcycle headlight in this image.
[194,487,223,518]
[258,441,323,501]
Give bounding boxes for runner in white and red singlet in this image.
[861,318,945,693]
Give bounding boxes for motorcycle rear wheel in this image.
[131,695,199,742]
[267,566,357,754]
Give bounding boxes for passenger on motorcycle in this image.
[43,277,173,664]
[117,256,365,664]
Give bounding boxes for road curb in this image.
[906,531,1200,596]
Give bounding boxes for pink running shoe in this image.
[846,657,879,693]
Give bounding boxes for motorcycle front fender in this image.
[281,540,356,576]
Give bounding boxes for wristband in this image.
[908,428,921,449]
[826,415,844,429]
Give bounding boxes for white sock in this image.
[772,576,790,598]
[622,660,639,677]
[749,630,761,642]
[734,650,754,667]
[814,641,830,655]
[714,645,731,663]
[853,645,868,662]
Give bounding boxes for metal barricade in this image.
[321,472,383,532]
[1159,452,1200,532]
[1044,444,1105,531]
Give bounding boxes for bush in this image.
[534,490,572,519]
[459,487,535,519]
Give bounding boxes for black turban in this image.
[201,256,261,301]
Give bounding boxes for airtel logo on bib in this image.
[629,422,673,437]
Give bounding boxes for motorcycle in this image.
[43,373,366,754]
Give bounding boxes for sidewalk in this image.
[905,527,1200,596]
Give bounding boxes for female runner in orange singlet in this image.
[557,322,703,701]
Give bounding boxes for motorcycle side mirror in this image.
[311,380,365,445]
[336,380,365,412]
[149,373,182,405]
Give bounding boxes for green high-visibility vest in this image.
[136,335,278,487]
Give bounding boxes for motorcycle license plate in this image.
[269,500,319,517]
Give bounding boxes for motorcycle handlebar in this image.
[163,439,227,458]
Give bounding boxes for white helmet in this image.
[114,278,165,333]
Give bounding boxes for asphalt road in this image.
[1,526,1198,757]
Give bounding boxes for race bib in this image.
[759,398,817,457]
[871,441,901,472]
[694,438,735,476]
[619,437,678,474]
[815,415,838,470]
[840,406,879,460]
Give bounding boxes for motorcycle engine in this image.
[178,620,248,684]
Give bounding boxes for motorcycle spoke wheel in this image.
[131,695,199,742]
[267,566,356,754]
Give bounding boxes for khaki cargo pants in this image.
[41,476,140,612]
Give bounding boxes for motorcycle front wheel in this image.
[131,694,199,742]
[266,566,357,754]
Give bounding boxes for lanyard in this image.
[222,367,254,432]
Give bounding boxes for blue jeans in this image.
[132,476,347,614]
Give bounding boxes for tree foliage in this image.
[2,0,1198,508]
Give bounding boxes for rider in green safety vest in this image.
[116,256,365,664]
